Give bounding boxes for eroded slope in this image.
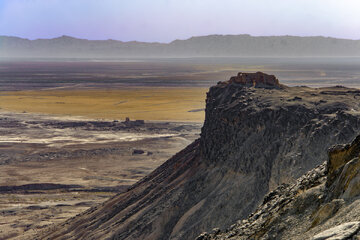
[205,135,360,240]
[40,73,360,240]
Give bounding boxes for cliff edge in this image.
[40,73,360,240]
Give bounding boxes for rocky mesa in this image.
[39,72,360,240]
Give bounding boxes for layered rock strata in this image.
[204,135,360,240]
[40,72,360,240]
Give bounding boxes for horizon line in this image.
[1,34,360,44]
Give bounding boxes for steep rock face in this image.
[201,75,360,191]
[41,73,360,240]
[205,134,360,240]
[326,136,360,200]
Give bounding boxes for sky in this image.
[0,0,359,43]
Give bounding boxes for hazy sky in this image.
[0,0,359,42]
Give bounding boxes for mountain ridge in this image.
[1,34,360,58]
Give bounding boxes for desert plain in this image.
[1,57,360,239]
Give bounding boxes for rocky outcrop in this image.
[312,222,360,240]
[203,133,360,240]
[326,135,360,197]
[40,73,360,240]
[222,72,282,88]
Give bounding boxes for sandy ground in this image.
[0,88,207,122]
[0,111,201,239]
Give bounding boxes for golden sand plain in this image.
[0,87,208,122]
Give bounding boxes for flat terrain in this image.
[0,111,201,239]
[1,57,360,91]
[1,58,360,122]
[0,88,207,122]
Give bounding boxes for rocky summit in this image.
[40,73,360,240]
[223,72,282,88]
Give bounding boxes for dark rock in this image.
[132,149,145,155]
[287,96,302,101]
[0,183,83,193]
[41,74,360,240]
[26,205,48,210]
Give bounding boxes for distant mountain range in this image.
[1,34,360,58]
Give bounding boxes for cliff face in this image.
[202,74,360,191]
[205,135,360,240]
[41,73,360,240]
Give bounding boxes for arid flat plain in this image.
[1,57,360,239]
[2,57,360,122]
[0,88,207,122]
